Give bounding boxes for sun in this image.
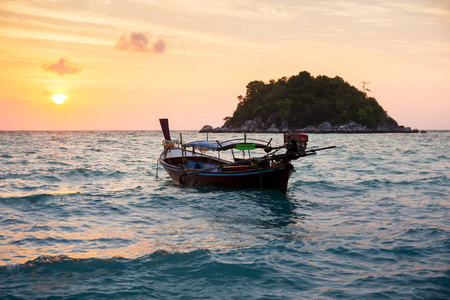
[52,94,67,105]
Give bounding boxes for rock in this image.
[280,120,290,132]
[240,120,253,132]
[252,117,265,132]
[300,125,319,133]
[347,121,361,131]
[218,119,416,134]
[266,123,280,133]
[199,125,213,133]
[336,125,350,132]
[336,121,369,133]
[318,122,333,132]
[393,125,412,133]
[375,122,397,132]
[264,112,279,129]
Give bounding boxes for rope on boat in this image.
[156,159,159,178]
[177,164,201,186]
[259,169,263,190]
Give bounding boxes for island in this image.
[201,71,419,133]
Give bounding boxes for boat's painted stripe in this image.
[160,164,286,176]
[196,168,286,176]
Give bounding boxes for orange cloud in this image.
[41,58,82,76]
[115,32,166,53]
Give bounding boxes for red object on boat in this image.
[284,133,308,142]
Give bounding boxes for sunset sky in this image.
[1,0,449,130]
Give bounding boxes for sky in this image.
[0,0,449,130]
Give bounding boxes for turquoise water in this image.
[1,131,449,299]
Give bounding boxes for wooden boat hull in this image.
[159,159,294,193]
[157,119,334,193]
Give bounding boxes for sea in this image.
[0,130,449,299]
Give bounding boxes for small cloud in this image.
[115,32,167,53]
[153,38,166,53]
[116,32,149,52]
[41,58,82,76]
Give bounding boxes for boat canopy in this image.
[184,140,267,151]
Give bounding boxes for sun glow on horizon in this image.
[52,94,67,105]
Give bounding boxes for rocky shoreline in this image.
[200,118,421,134]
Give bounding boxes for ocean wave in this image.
[60,168,127,180]
[356,174,449,188]
[0,217,28,225]
[10,236,133,249]
[1,192,55,203]
[45,160,72,166]
[2,247,448,299]
[0,250,287,299]
[0,190,79,203]
[398,227,447,238]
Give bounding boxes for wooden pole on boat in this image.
[306,146,336,153]
[180,133,185,163]
[159,119,171,141]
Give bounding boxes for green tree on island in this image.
[224,71,398,129]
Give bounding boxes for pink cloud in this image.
[41,58,82,76]
[153,38,166,53]
[115,32,167,53]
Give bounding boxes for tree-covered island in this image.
[201,71,418,133]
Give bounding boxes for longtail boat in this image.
[157,119,335,193]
